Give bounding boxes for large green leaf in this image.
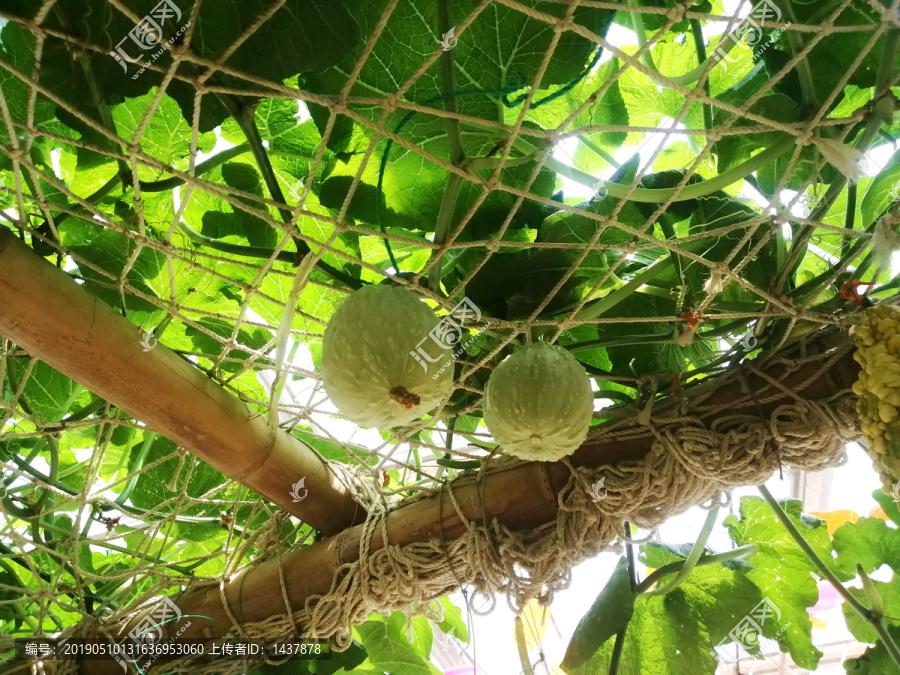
[355,614,441,675]
[601,293,717,377]
[127,436,229,516]
[4,0,362,131]
[767,1,896,108]
[562,556,635,671]
[434,597,469,642]
[568,588,718,675]
[112,89,215,168]
[844,625,900,674]
[833,517,900,577]
[723,496,839,670]
[6,359,84,423]
[304,0,608,231]
[841,576,900,645]
[0,21,69,149]
[184,316,273,373]
[200,162,280,249]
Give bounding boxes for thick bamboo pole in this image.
[49,333,858,675]
[0,228,364,534]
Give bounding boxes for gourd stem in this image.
[390,386,421,409]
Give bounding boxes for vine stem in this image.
[577,134,620,168]
[634,544,759,595]
[628,0,660,73]
[51,144,251,231]
[514,615,535,675]
[430,0,467,292]
[140,143,251,192]
[646,506,719,595]
[782,1,819,112]
[876,29,900,93]
[757,485,900,668]
[515,134,795,203]
[178,220,298,264]
[690,19,713,133]
[608,629,626,675]
[609,522,637,675]
[214,93,360,290]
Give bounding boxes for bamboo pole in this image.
[0,228,365,534]
[40,332,858,675]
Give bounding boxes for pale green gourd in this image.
[322,285,454,429]
[483,342,593,461]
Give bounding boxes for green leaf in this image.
[568,589,718,675]
[200,162,280,249]
[861,149,900,230]
[127,436,229,517]
[112,89,215,168]
[562,556,635,670]
[833,517,900,577]
[638,541,765,651]
[7,358,84,423]
[305,0,606,229]
[0,21,68,149]
[601,294,716,377]
[184,316,273,374]
[68,228,168,323]
[843,625,900,674]
[434,597,469,643]
[723,496,836,669]
[7,0,362,131]
[872,489,900,526]
[767,1,894,109]
[842,576,900,644]
[0,569,27,622]
[464,157,640,320]
[713,94,799,175]
[223,98,329,181]
[356,616,441,675]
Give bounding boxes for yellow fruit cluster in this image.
[852,304,900,490]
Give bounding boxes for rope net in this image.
[0,0,896,671]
